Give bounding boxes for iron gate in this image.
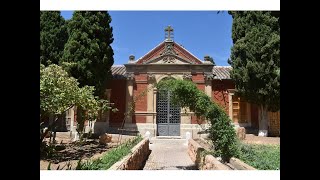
[156,90,180,136]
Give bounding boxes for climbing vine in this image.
[157,79,238,162]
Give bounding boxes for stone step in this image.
[156,136,183,139]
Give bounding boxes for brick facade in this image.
[132,76,148,123]
[108,79,127,127]
[67,36,279,137]
[212,80,234,115]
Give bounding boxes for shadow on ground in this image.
[41,140,116,163]
[139,149,152,170]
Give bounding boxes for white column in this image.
[146,74,155,123]
[153,88,157,124]
[228,90,238,127]
[228,93,233,120]
[125,73,134,124]
[205,79,212,98]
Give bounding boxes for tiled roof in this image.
[110,65,126,79]
[212,66,232,79]
[110,65,232,79]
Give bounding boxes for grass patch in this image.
[78,135,143,170]
[236,143,280,170]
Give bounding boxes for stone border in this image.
[188,138,205,167]
[188,139,256,170]
[202,155,231,170]
[229,157,255,170]
[109,138,150,170]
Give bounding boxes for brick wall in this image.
[191,74,205,124]
[109,138,150,170]
[212,80,234,115]
[132,74,148,123]
[192,73,205,82]
[108,79,127,127]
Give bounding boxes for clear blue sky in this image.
[61,11,233,66]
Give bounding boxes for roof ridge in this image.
[174,42,202,62]
[136,41,165,62]
[214,66,232,68]
[112,65,125,67]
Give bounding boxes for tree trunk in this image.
[52,115,59,143]
[76,107,85,142]
[258,105,269,137]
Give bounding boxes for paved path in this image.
[143,138,197,170]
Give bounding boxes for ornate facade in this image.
[65,26,280,138]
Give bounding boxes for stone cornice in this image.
[204,72,216,80]
[124,63,214,74]
[125,72,134,80]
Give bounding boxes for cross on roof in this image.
[165,25,174,40]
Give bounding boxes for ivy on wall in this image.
[157,79,238,162]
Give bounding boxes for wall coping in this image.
[108,138,149,170]
[229,157,256,170]
[188,138,256,170]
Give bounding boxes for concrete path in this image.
[143,138,197,170]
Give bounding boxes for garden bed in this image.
[189,138,256,170]
[190,138,280,170]
[41,140,116,163]
[77,135,144,170]
[236,143,280,170]
[40,133,138,170]
[40,139,118,170]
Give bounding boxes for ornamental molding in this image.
[204,72,215,80]
[182,73,192,80]
[147,73,155,80]
[125,72,134,80]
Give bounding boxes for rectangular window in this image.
[232,96,240,123]
[239,100,248,123]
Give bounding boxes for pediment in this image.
[146,55,192,64]
[134,41,203,65]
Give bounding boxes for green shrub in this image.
[236,143,280,170]
[206,104,239,162]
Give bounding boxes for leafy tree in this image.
[157,79,238,162]
[40,64,116,143]
[204,55,216,65]
[40,11,68,66]
[62,11,114,96]
[228,11,280,136]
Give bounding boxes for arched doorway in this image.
[156,78,181,136]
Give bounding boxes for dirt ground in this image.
[40,132,136,170]
[195,133,280,150]
[242,134,280,145]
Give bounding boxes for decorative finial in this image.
[129,55,135,61]
[165,25,174,41]
[128,55,135,64]
[204,55,210,61]
[203,55,215,65]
